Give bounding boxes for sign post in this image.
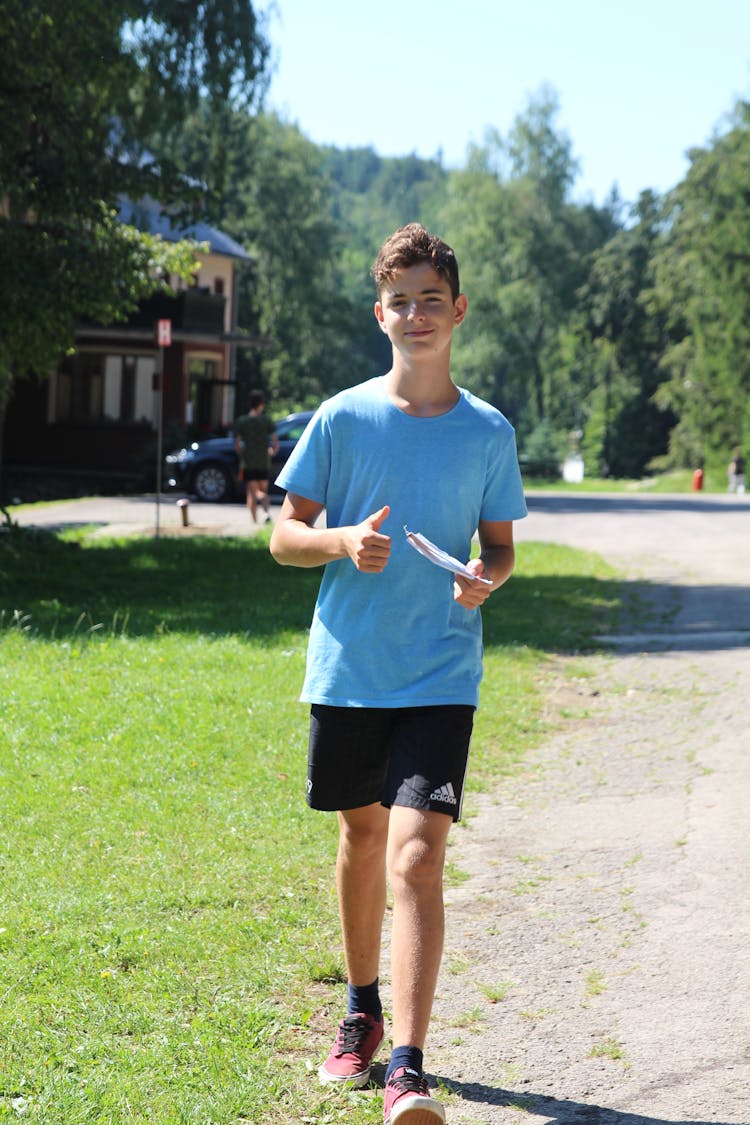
[155,320,172,539]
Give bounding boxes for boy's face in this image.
[374,263,467,359]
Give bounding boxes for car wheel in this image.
[192,463,232,503]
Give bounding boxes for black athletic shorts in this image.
[307,704,475,822]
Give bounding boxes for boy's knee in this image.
[388,835,444,891]
[339,811,388,860]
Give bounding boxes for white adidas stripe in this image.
[429,782,457,804]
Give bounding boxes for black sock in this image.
[386,1045,423,1082]
[347,978,382,1020]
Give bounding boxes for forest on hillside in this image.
[160,88,750,480]
[2,2,749,480]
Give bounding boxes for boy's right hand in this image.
[346,506,391,573]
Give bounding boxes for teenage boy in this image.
[234,389,279,523]
[270,224,527,1124]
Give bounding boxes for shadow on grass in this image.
[0,526,642,651]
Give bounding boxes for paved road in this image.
[516,492,750,649]
[10,492,259,539]
[430,492,750,1124]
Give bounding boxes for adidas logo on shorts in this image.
[429,781,457,805]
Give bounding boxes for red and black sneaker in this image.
[318,1012,385,1088]
[383,1066,445,1124]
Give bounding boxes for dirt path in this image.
[424,495,750,1124]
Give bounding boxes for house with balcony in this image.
[4,197,254,493]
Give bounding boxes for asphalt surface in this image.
[10,492,261,539]
[514,491,750,650]
[428,491,750,1124]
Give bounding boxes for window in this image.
[51,353,157,424]
[188,358,226,434]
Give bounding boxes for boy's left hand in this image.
[453,558,493,608]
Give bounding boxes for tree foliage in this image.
[0,209,199,403]
[574,191,675,476]
[228,115,351,408]
[0,0,270,411]
[649,102,750,467]
[440,92,617,441]
[155,84,749,475]
[3,6,748,485]
[127,0,270,212]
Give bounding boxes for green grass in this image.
[0,524,625,1123]
[479,981,514,1004]
[523,467,730,493]
[589,1037,627,1063]
[585,969,607,997]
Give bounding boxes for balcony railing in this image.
[129,288,226,335]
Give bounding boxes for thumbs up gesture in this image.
[346,505,392,572]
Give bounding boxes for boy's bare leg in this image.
[245,481,258,522]
[256,479,271,518]
[386,806,452,1049]
[336,804,390,985]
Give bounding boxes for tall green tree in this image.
[0,0,270,493]
[228,114,354,407]
[129,0,270,214]
[442,90,615,442]
[163,109,362,409]
[650,100,750,467]
[574,190,675,476]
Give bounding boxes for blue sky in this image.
[265,0,750,206]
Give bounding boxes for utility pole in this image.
[155,319,172,539]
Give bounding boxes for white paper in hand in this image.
[404,526,492,585]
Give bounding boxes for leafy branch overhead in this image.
[0,0,271,399]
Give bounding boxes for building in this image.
[4,197,252,494]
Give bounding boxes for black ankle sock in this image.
[347,978,382,1020]
[386,1045,423,1082]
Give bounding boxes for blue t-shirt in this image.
[275,377,527,708]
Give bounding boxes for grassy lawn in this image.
[0,525,624,1123]
[523,467,727,493]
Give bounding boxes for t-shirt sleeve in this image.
[480,424,527,522]
[274,408,331,504]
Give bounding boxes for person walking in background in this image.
[270,224,527,1124]
[234,390,279,523]
[728,447,746,494]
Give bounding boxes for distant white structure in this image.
[562,455,584,483]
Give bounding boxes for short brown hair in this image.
[371,223,460,301]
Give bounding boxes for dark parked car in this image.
[164,410,314,503]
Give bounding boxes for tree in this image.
[127,0,270,213]
[650,100,750,468]
[162,109,362,409]
[575,191,675,476]
[441,90,615,444]
[0,0,270,501]
[228,114,353,407]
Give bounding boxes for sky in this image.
[264,0,750,206]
